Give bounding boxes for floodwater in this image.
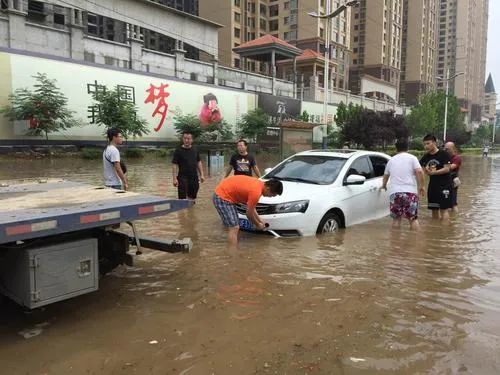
[0,153,499,374]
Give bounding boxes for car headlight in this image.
[274,200,309,214]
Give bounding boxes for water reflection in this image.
[0,154,499,373]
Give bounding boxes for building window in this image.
[269,4,279,17]
[320,28,324,38]
[54,12,65,26]
[27,0,46,23]
[234,12,241,23]
[234,58,240,68]
[234,0,240,7]
[260,4,266,16]
[284,16,289,24]
[260,19,266,30]
[234,27,240,38]
[269,19,278,31]
[284,2,290,9]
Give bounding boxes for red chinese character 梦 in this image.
[145,83,170,131]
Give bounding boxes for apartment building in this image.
[400,0,438,105]
[437,0,489,123]
[199,0,352,91]
[349,0,404,102]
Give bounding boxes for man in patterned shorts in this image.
[381,139,426,230]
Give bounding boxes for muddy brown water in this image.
[0,154,499,374]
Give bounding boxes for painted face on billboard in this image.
[199,93,222,127]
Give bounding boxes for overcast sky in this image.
[486,1,500,100]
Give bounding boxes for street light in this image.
[436,68,464,142]
[493,102,500,144]
[309,0,359,148]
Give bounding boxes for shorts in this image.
[213,194,239,227]
[390,192,419,221]
[177,176,199,199]
[451,187,458,206]
[427,184,453,210]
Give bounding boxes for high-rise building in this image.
[199,0,352,91]
[436,0,489,124]
[484,73,497,123]
[349,0,404,102]
[400,0,438,105]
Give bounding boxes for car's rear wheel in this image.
[317,212,342,234]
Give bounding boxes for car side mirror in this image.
[264,167,273,175]
[345,174,366,185]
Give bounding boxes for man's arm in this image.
[114,162,128,190]
[252,165,262,178]
[172,163,178,187]
[197,160,205,182]
[246,207,265,230]
[450,156,461,171]
[415,168,426,196]
[381,174,389,191]
[225,165,233,178]
[427,164,451,175]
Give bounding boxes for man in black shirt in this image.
[172,131,205,200]
[225,139,261,178]
[419,134,452,222]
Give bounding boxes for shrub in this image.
[124,148,145,158]
[81,148,102,160]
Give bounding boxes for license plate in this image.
[239,218,254,231]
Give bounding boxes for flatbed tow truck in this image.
[0,179,192,309]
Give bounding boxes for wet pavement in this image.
[0,153,499,374]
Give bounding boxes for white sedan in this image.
[237,150,391,236]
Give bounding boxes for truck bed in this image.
[0,179,191,244]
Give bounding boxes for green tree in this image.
[298,110,311,122]
[173,114,204,139]
[470,124,492,146]
[1,73,80,141]
[339,109,408,149]
[236,108,271,140]
[92,87,149,140]
[406,91,465,141]
[173,114,234,142]
[328,102,363,147]
[199,120,234,142]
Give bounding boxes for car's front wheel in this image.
[317,212,342,234]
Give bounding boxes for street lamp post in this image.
[493,102,500,144]
[436,68,464,142]
[309,1,359,148]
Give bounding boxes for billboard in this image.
[257,93,301,125]
[0,51,255,141]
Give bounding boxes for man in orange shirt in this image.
[213,175,283,245]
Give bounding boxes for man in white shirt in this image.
[103,128,128,190]
[381,139,426,230]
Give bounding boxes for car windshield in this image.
[265,155,347,185]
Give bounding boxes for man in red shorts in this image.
[213,175,283,245]
[381,139,426,230]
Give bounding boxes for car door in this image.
[368,155,391,219]
[340,156,378,225]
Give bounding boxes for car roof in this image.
[294,149,390,159]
